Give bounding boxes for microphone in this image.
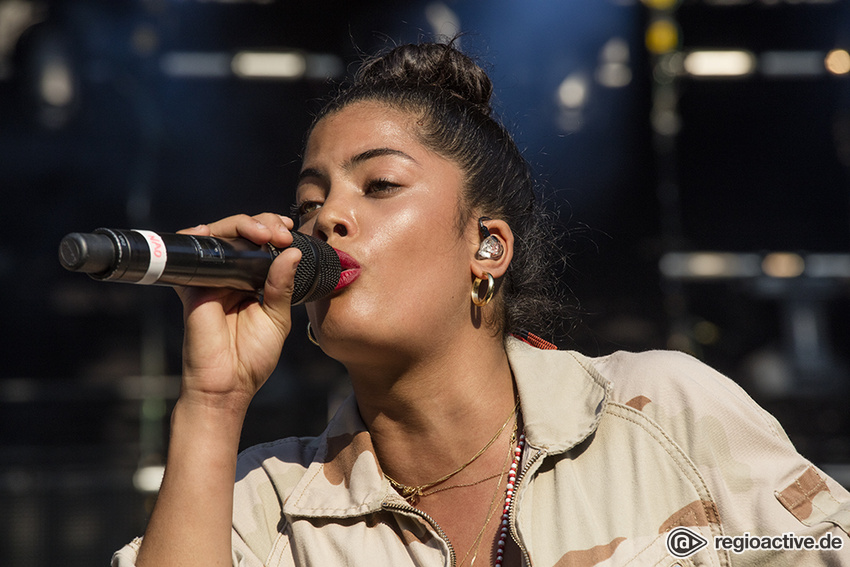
[58,228,342,305]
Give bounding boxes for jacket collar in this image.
[282,338,609,518]
[506,338,609,453]
[282,394,393,518]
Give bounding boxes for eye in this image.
[365,177,402,195]
[291,200,322,224]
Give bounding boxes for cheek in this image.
[373,223,469,318]
[369,202,463,274]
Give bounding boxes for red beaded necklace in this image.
[494,433,525,567]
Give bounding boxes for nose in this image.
[310,190,354,242]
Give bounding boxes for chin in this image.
[315,315,408,365]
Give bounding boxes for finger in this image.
[177,223,212,236]
[261,246,302,333]
[233,214,274,244]
[279,215,295,230]
[176,213,292,246]
[174,282,249,317]
[207,213,293,247]
[252,212,294,249]
[198,213,267,243]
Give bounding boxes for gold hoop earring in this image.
[307,322,320,347]
[471,273,495,307]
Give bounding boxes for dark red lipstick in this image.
[333,248,361,291]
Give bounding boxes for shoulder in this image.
[579,350,850,540]
[234,434,323,511]
[566,349,812,506]
[230,435,323,562]
[589,348,748,403]
[581,349,790,443]
[508,340,789,448]
[235,393,365,490]
[236,434,324,498]
[237,435,323,477]
[577,350,812,508]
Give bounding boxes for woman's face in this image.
[297,101,477,365]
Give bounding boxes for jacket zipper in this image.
[382,501,458,567]
[508,448,544,567]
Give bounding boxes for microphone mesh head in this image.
[289,232,342,304]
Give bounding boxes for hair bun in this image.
[356,43,493,115]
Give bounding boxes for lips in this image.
[333,248,361,291]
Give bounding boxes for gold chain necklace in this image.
[419,470,504,498]
[385,401,519,505]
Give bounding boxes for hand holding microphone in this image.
[59,214,341,414]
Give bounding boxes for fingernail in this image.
[255,221,268,230]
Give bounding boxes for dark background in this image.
[1,1,849,565]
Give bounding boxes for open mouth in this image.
[333,248,361,291]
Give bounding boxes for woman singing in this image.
[113,42,849,567]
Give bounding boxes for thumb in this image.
[262,246,302,333]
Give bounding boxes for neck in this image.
[347,331,517,487]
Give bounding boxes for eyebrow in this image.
[298,147,420,183]
[343,147,420,171]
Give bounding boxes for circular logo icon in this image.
[666,526,709,558]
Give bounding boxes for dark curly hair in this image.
[310,42,570,342]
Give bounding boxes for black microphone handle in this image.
[58,228,342,305]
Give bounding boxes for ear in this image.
[469,217,514,280]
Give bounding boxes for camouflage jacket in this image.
[113,338,850,566]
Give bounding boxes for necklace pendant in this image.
[402,486,421,505]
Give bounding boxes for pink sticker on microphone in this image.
[133,230,167,284]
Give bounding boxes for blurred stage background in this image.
[1,0,849,565]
